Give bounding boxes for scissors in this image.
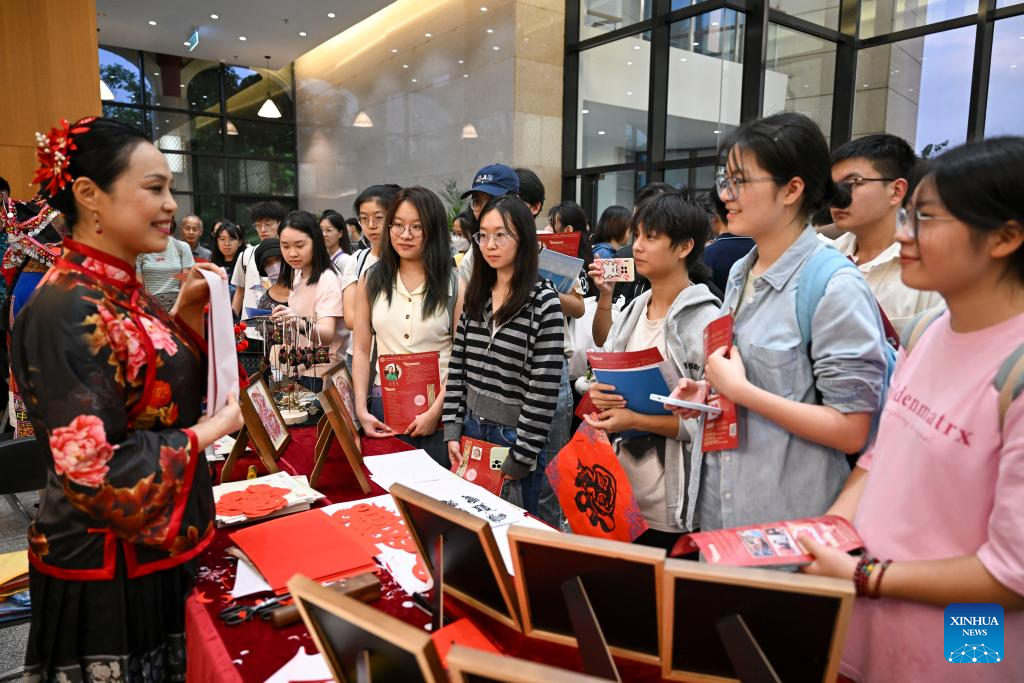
[218,595,291,626]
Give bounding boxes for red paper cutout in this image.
[215,484,290,519]
[545,423,649,543]
[330,504,429,582]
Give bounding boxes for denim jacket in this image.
[697,226,888,530]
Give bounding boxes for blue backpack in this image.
[795,246,897,452]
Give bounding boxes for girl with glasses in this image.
[800,137,1024,683]
[351,186,463,466]
[211,220,243,281]
[668,112,889,532]
[443,196,565,516]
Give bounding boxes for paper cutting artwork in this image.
[215,484,290,519]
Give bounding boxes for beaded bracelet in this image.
[854,556,878,598]
[869,559,892,600]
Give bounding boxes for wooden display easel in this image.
[220,377,292,483]
[313,390,371,493]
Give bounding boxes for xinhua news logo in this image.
[944,603,1004,664]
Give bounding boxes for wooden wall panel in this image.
[0,0,101,196]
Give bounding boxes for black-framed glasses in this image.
[715,170,786,201]
[896,206,958,239]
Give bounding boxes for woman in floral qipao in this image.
[11,117,243,682]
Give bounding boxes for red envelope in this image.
[545,423,648,543]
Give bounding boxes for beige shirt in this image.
[289,268,348,377]
[832,232,943,336]
[370,272,455,386]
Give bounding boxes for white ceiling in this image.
[95,0,393,69]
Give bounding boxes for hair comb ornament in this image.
[32,117,96,197]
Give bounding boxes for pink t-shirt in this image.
[842,310,1024,682]
[288,268,348,376]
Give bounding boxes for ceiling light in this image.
[210,13,219,19]
[258,56,282,119]
[391,48,398,53]
[863,83,868,87]
[486,28,494,33]
[180,84,185,88]
[581,108,589,114]
[463,73,469,77]
[353,111,373,128]
[299,31,307,37]
[100,79,115,101]
[239,36,247,41]
[627,61,632,65]
[626,91,632,95]
[713,129,721,134]
[184,42,190,45]
[680,57,688,62]
[633,45,641,50]
[403,64,409,68]
[153,72,160,76]
[148,20,157,26]
[480,6,488,11]
[411,78,417,83]
[492,45,499,50]
[458,59,464,64]
[461,123,479,139]
[712,21,719,26]
[692,41,699,46]
[425,32,432,37]
[328,12,335,18]
[1012,64,1018,68]
[597,130,606,135]
[226,120,239,135]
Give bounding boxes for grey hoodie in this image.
[602,283,721,531]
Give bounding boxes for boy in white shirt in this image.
[231,200,288,321]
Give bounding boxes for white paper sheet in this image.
[262,646,332,683]
[362,450,452,490]
[410,476,527,528]
[492,516,560,576]
[201,268,239,418]
[231,557,272,599]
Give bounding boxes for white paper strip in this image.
[201,268,239,418]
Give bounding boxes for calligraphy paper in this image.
[671,515,864,567]
[546,423,648,543]
[200,268,239,418]
[378,351,441,433]
[410,476,527,528]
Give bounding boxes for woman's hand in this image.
[583,408,639,434]
[589,382,626,411]
[704,346,751,404]
[448,440,462,468]
[666,378,709,419]
[357,409,394,438]
[270,304,293,321]
[173,262,226,313]
[405,406,440,438]
[798,536,859,582]
[192,392,244,450]
[587,261,614,296]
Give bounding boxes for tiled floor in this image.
[0,492,34,677]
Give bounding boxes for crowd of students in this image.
[24,109,1019,680]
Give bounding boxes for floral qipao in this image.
[11,239,213,580]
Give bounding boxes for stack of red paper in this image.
[229,509,377,594]
[215,484,290,519]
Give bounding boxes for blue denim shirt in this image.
[697,226,888,530]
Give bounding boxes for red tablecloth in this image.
[185,427,677,682]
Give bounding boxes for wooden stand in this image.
[561,577,621,681]
[219,377,292,483]
[314,390,371,493]
[715,614,781,683]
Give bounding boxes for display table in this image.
[184,426,673,682]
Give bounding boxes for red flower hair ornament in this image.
[32,117,96,198]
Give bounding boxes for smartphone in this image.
[595,258,635,282]
[649,393,723,416]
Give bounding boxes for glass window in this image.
[143,53,221,112]
[161,153,193,193]
[152,113,223,153]
[196,158,226,194]
[100,47,143,105]
[228,159,297,196]
[985,15,1024,137]
[193,196,227,237]
[664,165,717,193]
[763,25,836,143]
[580,0,650,40]
[595,170,646,217]
[859,0,978,41]
[853,27,975,155]
[226,120,296,160]
[769,0,840,30]
[578,33,650,168]
[666,11,744,161]
[102,104,147,132]
[224,65,294,120]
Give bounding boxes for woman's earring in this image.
[94,211,102,235]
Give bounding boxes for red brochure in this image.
[670,515,864,567]
[702,314,739,451]
[378,351,441,433]
[575,392,597,419]
[451,436,507,496]
[538,231,581,257]
[546,423,649,543]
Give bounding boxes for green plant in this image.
[439,178,467,225]
[920,139,950,159]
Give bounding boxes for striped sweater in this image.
[443,281,564,478]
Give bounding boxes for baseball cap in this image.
[253,239,282,276]
[461,163,520,199]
